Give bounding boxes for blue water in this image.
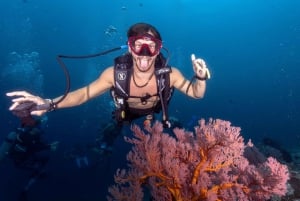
[0,0,299,200]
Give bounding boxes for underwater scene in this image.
[0,0,299,200]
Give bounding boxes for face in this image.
[128,33,162,72]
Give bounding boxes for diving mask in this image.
[128,34,162,57]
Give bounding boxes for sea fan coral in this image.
[107,118,289,201]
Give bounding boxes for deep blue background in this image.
[0,0,299,200]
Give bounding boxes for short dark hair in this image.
[127,23,162,40]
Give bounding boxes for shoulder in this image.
[99,66,114,80]
[85,66,114,91]
[170,67,182,75]
[102,66,114,74]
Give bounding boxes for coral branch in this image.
[192,148,207,185]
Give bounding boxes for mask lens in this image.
[128,35,162,56]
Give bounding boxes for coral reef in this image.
[107,118,290,201]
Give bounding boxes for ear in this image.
[127,41,131,53]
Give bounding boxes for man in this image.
[6,22,210,150]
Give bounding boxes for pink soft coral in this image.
[107,118,289,201]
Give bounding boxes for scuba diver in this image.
[6,22,211,153]
[0,109,58,201]
[95,120,123,153]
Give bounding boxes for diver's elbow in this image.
[195,95,204,99]
[193,92,205,99]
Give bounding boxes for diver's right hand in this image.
[6,91,49,116]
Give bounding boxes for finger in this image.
[22,96,42,103]
[194,61,204,72]
[191,54,196,61]
[11,96,43,105]
[6,91,33,97]
[206,68,211,79]
[6,91,24,97]
[31,110,45,116]
[9,102,21,111]
[193,61,202,70]
[11,97,28,103]
[195,59,206,68]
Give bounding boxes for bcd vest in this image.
[110,53,173,127]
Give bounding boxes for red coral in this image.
[107,118,289,201]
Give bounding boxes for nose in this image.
[139,44,152,56]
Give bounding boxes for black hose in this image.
[54,45,128,105]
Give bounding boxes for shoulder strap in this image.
[154,54,174,128]
[113,53,133,98]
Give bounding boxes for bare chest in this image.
[127,75,159,109]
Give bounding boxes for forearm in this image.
[172,68,206,99]
[51,70,113,109]
[52,86,90,109]
[187,79,206,99]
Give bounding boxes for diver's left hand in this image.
[191,54,211,80]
